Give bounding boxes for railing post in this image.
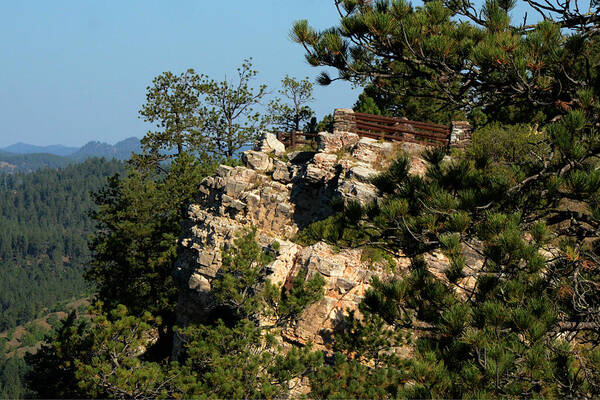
[333,109,357,134]
[449,121,472,148]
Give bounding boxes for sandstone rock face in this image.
[174,131,433,354]
[317,131,360,153]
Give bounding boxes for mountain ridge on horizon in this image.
[0,137,140,157]
[0,137,142,173]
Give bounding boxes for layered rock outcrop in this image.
[173,131,434,349]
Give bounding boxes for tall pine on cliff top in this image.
[292,0,599,125]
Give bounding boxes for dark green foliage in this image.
[0,158,123,331]
[27,305,177,399]
[87,152,215,325]
[353,92,382,116]
[304,113,335,133]
[213,230,326,326]
[0,153,71,173]
[268,75,314,132]
[0,356,30,399]
[24,312,89,399]
[138,59,268,162]
[27,232,325,399]
[353,82,464,124]
[263,268,326,327]
[174,233,325,397]
[301,103,600,397]
[139,69,205,158]
[293,0,600,125]
[294,13,600,389]
[469,123,549,169]
[309,352,403,399]
[211,229,277,320]
[201,59,269,158]
[176,319,322,399]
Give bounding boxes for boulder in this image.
[337,180,378,205]
[242,150,273,172]
[304,153,338,183]
[255,131,286,155]
[349,164,378,183]
[351,137,395,164]
[188,273,211,293]
[317,131,359,153]
[272,159,291,183]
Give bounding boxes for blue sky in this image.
[0,1,356,147]
[0,1,564,148]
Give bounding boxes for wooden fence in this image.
[275,111,451,149]
[353,112,450,145]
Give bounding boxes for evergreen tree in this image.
[303,116,600,397]
[353,81,465,124]
[87,152,215,346]
[0,158,124,331]
[292,0,599,125]
[201,59,269,158]
[267,75,315,132]
[27,232,325,399]
[138,69,207,160]
[289,4,600,396]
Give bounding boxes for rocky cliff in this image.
[173,130,439,352]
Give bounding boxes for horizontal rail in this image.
[356,130,448,144]
[355,117,450,136]
[356,120,449,139]
[354,112,450,132]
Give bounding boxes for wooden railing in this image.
[275,111,452,149]
[354,112,450,145]
[276,131,318,148]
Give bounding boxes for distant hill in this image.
[0,137,141,173]
[69,137,141,161]
[1,143,79,156]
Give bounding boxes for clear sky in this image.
[0,1,357,147]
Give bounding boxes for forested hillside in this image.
[0,158,124,397]
[0,153,71,173]
[0,158,124,330]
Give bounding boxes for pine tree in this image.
[267,75,315,132]
[27,231,325,399]
[87,152,215,341]
[139,69,207,160]
[292,0,599,125]
[201,59,269,158]
[304,116,600,397]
